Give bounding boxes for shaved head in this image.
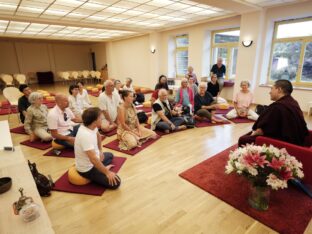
[55,93,69,110]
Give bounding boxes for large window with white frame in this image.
[175,34,189,77]
[211,28,240,80]
[268,18,312,86]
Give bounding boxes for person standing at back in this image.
[210,58,226,91]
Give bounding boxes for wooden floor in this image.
[1,83,312,234]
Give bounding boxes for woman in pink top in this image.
[226,81,259,120]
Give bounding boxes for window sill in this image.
[224,80,235,87]
[259,84,312,91]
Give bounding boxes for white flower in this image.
[235,161,245,171]
[247,166,258,176]
[296,169,304,179]
[225,162,234,174]
[266,173,288,190]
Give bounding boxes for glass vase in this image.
[248,184,270,211]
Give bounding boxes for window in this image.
[175,34,188,77]
[269,18,312,86]
[211,29,240,80]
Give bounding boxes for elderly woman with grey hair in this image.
[225,81,258,121]
[194,82,224,123]
[24,92,52,142]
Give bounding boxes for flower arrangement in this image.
[225,144,304,190]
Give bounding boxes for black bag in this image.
[135,93,145,104]
[183,115,195,128]
[28,160,54,197]
[182,105,191,115]
[137,111,148,124]
[255,105,268,116]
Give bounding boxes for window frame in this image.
[175,34,189,78]
[267,17,312,87]
[211,28,240,80]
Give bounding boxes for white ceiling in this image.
[0,0,305,42]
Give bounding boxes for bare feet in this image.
[177,125,187,131]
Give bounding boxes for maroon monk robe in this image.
[239,95,308,146]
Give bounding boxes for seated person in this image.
[210,57,226,91]
[194,83,224,123]
[18,84,32,123]
[151,75,170,104]
[68,85,90,120]
[77,81,91,106]
[239,80,309,146]
[98,80,120,132]
[152,89,186,133]
[117,90,157,150]
[175,78,194,114]
[226,81,258,121]
[113,79,123,98]
[122,77,135,92]
[189,77,198,96]
[185,66,198,85]
[155,75,169,90]
[75,107,121,189]
[24,92,52,142]
[47,93,81,149]
[207,74,227,103]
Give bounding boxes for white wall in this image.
[106,16,240,97]
[0,39,95,82]
[90,42,107,71]
[235,1,312,111]
[106,35,152,87]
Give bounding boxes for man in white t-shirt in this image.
[75,107,121,189]
[98,80,121,132]
[47,93,81,148]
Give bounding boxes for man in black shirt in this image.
[18,84,32,123]
[151,89,186,133]
[194,83,224,123]
[210,58,226,91]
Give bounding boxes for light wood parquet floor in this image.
[1,83,311,234]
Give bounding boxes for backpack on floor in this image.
[183,115,195,128]
[28,160,54,197]
[137,111,148,124]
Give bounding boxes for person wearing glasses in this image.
[47,93,81,148]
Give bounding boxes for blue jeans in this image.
[54,124,80,149]
[78,152,121,189]
[156,117,185,132]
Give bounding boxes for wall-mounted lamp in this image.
[150,48,156,53]
[242,40,253,47]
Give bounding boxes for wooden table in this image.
[0,120,13,150]
[0,120,54,234]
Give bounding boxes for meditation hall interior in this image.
[0,0,312,233]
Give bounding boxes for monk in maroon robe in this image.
[238,80,308,146]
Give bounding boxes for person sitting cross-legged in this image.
[152,89,187,133]
[24,92,52,142]
[75,107,121,189]
[238,79,308,146]
[194,83,224,123]
[225,81,259,121]
[117,90,157,150]
[47,93,81,149]
[98,80,120,133]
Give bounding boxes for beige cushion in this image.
[68,166,90,186]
